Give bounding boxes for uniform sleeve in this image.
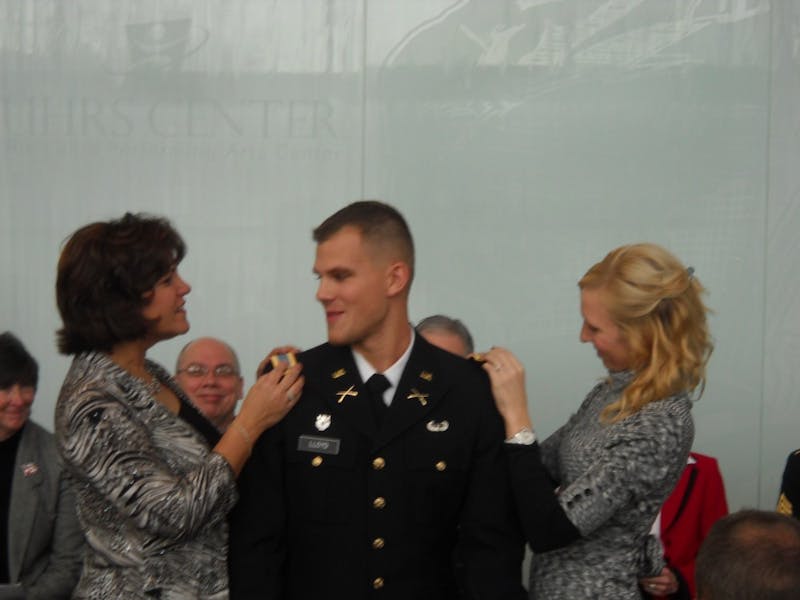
[505,442,582,553]
[228,426,286,600]
[455,386,528,600]
[777,451,800,518]
[556,406,693,537]
[57,390,236,540]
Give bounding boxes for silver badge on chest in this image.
[426,420,449,432]
[315,413,332,431]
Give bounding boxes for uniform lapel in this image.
[375,336,441,449]
[319,346,377,439]
[8,424,43,581]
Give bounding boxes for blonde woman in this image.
[484,243,712,600]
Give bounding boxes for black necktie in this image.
[366,373,391,428]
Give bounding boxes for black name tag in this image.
[297,434,341,455]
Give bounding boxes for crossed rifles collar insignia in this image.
[333,369,432,406]
[330,369,359,404]
[335,385,358,404]
[406,389,429,406]
[409,371,432,405]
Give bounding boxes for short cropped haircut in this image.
[416,315,474,355]
[695,509,800,600]
[0,332,39,389]
[56,213,186,355]
[579,243,713,422]
[312,200,415,281]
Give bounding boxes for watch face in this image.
[517,430,535,444]
[508,428,535,444]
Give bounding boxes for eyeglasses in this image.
[177,364,239,379]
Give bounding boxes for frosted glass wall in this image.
[1,0,794,511]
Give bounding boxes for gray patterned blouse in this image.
[55,352,238,599]
[528,371,694,599]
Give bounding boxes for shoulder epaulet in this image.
[466,352,486,366]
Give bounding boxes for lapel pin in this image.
[331,368,346,379]
[426,420,449,432]
[407,388,429,406]
[21,462,39,477]
[335,385,358,404]
[419,371,433,382]
[315,414,331,431]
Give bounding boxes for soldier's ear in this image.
[385,260,411,298]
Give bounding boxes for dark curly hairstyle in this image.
[56,213,186,355]
[0,331,39,389]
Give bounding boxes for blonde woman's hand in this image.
[481,346,533,438]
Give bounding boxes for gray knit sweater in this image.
[527,371,694,599]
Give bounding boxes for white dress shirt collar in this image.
[352,327,415,406]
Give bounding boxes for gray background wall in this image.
[1,0,797,512]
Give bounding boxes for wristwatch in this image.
[505,427,536,445]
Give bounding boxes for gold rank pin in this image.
[407,389,429,406]
[269,352,297,368]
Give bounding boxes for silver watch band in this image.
[505,427,536,445]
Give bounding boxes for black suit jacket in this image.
[229,336,525,600]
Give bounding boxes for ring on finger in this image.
[287,391,296,403]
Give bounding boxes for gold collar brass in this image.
[407,388,429,406]
[335,385,358,404]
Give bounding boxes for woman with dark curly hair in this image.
[482,243,713,599]
[54,213,303,599]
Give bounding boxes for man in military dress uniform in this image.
[229,201,525,600]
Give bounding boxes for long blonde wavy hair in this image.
[579,243,713,423]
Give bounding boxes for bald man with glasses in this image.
[175,337,244,432]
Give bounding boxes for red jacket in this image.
[655,452,728,599]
